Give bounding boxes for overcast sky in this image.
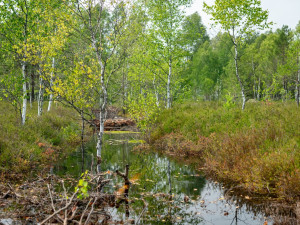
[186,0,300,37]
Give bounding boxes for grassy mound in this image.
[149,101,300,200]
[0,102,81,178]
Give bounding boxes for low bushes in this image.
[0,102,81,178]
[149,101,300,199]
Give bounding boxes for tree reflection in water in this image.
[54,133,297,224]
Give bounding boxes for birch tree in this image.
[146,0,191,109]
[0,0,41,124]
[277,24,300,105]
[70,0,132,166]
[204,0,271,110]
[35,2,71,115]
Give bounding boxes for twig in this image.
[79,198,93,225]
[69,205,78,221]
[47,184,56,212]
[84,197,98,225]
[135,199,148,225]
[97,179,111,193]
[39,190,79,225]
[47,184,64,223]
[7,183,23,198]
[62,181,68,225]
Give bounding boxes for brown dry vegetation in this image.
[149,101,300,201]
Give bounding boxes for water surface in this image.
[54,133,274,225]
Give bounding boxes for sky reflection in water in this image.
[54,133,272,225]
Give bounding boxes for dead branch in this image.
[39,189,79,225]
[135,199,148,225]
[84,197,98,225]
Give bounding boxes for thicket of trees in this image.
[0,0,300,156]
[186,22,300,104]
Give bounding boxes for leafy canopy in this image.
[204,0,271,38]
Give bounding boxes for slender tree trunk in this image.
[30,70,35,108]
[31,75,35,102]
[283,79,287,102]
[91,36,107,172]
[252,59,256,99]
[81,111,85,173]
[21,61,27,125]
[38,66,44,116]
[233,41,246,110]
[167,57,172,109]
[87,1,107,172]
[124,81,127,115]
[122,65,127,115]
[29,83,32,108]
[21,8,29,124]
[257,76,261,101]
[96,67,107,173]
[253,80,256,100]
[47,57,55,112]
[153,75,159,107]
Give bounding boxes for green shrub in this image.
[0,101,81,177]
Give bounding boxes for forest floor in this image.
[0,102,84,180]
[147,101,300,203]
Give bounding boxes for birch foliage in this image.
[145,0,191,108]
[204,0,271,110]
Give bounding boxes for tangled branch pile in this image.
[0,165,144,224]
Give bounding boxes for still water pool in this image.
[54,132,274,225]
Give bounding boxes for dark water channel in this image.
[54,132,275,225]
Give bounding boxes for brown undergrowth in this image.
[148,101,300,202]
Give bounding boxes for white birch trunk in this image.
[167,57,172,109]
[153,75,159,107]
[96,67,107,163]
[233,41,246,110]
[95,68,107,174]
[47,57,55,112]
[88,2,107,172]
[122,65,128,115]
[91,32,107,171]
[38,68,44,116]
[21,62,27,125]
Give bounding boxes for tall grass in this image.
[149,101,300,199]
[0,101,81,178]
